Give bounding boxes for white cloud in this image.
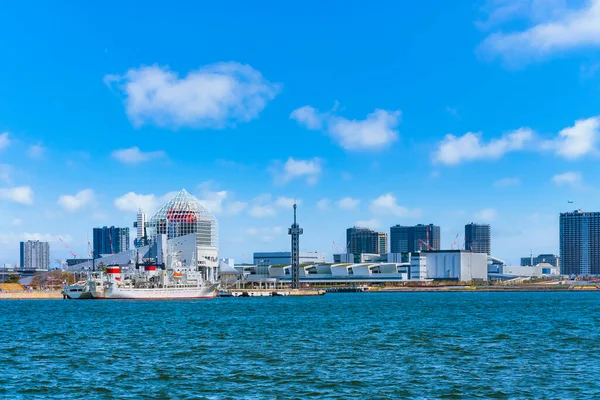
[552,171,582,186]
[355,219,381,230]
[57,189,95,212]
[433,128,533,165]
[369,193,421,217]
[196,182,228,214]
[494,177,521,187]
[337,197,361,210]
[27,144,45,159]
[271,157,322,185]
[291,106,401,151]
[479,0,600,65]
[11,218,22,227]
[0,186,34,205]
[114,191,178,214]
[289,106,323,129]
[111,146,166,164]
[316,198,329,211]
[105,62,279,129]
[0,132,11,151]
[249,205,277,218]
[274,196,300,209]
[475,208,498,222]
[553,117,600,159]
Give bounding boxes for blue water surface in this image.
[1,292,600,399]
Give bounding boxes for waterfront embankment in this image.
[0,291,63,300]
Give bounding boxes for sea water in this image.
[1,292,600,399]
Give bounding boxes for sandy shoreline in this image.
[0,291,64,300]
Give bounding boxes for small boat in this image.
[63,281,94,300]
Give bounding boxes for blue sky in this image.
[1,0,600,266]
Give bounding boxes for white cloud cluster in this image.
[271,157,322,185]
[433,128,533,165]
[0,186,33,205]
[244,226,285,243]
[291,106,401,151]
[57,189,95,212]
[552,171,582,186]
[111,146,166,164]
[105,62,279,129]
[552,117,600,159]
[369,193,421,218]
[114,191,178,214]
[479,0,600,65]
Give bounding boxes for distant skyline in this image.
[2,1,600,265]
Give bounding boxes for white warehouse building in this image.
[423,251,488,281]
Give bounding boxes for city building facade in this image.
[560,210,600,275]
[520,253,560,268]
[346,227,388,255]
[390,224,440,253]
[465,223,491,255]
[93,226,130,258]
[254,252,326,265]
[19,240,50,270]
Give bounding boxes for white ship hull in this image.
[63,283,94,300]
[94,284,217,300]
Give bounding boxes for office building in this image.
[93,226,130,258]
[560,210,600,275]
[133,210,147,247]
[19,240,50,270]
[378,232,388,254]
[253,252,326,265]
[390,224,440,253]
[347,227,387,255]
[465,223,491,255]
[520,253,560,268]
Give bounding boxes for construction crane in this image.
[58,237,77,258]
[418,239,433,251]
[452,234,459,250]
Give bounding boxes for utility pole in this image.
[288,203,303,289]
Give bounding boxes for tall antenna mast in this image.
[288,202,303,289]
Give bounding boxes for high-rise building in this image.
[465,223,491,255]
[346,227,387,255]
[390,224,440,253]
[20,240,50,270]
[560,210,600,275]
[93,226,130,258]
[520,254,560,268]
[378,232,388,254]
[133,210,147,247]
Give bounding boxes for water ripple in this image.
[2,292,600,398]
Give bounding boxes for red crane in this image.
[58,237,77,258]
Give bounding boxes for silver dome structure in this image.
[146,189,218,248]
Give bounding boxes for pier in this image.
[218,288,325,297]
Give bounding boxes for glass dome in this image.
[146,189,218,248]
